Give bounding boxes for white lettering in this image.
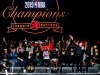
[25,1,46,8]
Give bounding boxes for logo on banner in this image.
[2,0,68,34]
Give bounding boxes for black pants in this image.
[76,55,82,72]
[59,56,67,66]
[68,55,75,67]
[43,59,50,67]
[27,59,34,66]
[0,64,4,71]
[85,57,91,72]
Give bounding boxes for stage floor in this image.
[0,67,100,75]
[0,73,100,75]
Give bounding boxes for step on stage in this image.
[0,67,100,75]
[0,73,100,75]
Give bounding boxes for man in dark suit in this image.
[69,35,83,72]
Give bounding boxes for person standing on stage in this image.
[69,35,83,72]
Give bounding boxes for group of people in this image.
[0,35,100,73]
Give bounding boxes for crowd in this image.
[0,35,100,73]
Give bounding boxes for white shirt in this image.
[43,50,50,59]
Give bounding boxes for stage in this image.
[0,67,100,75]
[0,73,100,75]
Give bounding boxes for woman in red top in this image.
[49,37,54,52]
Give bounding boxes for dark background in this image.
[0,0,99,41]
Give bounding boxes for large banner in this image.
[0,0,70,40]
[0,0,98,40]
